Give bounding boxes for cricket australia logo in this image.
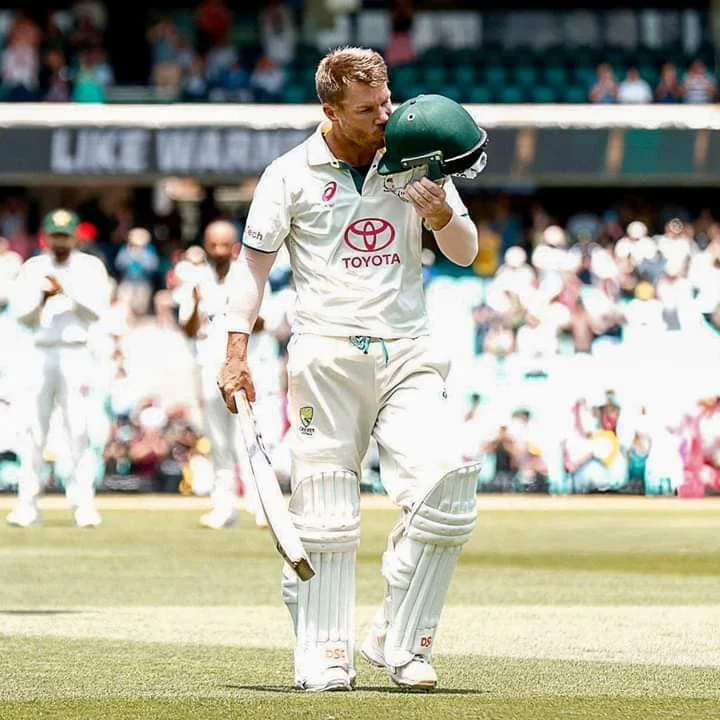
[342,218,400,270]
[299,405,315,436]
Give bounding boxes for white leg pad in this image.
[382,463,480,670]
[286,470,360,686]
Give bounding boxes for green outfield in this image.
[1,495,719,719]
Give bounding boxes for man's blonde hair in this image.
[315,46,388,105]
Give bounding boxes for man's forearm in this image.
[432,210,478,267]
[227,331,250,360]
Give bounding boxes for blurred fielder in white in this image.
[7,209,111,528]
[178,220,283,528]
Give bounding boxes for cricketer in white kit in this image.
[219,48,480,692]
[7,209,111,528]
[178,220,282,528]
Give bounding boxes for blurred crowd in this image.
[0,2,114,102]
[147,0,297,103]
[444,207,720,497]
[590,58,716,104]
[2,1,717,105]
[1,186,719,497]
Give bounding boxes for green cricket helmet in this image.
[377,94,488,181]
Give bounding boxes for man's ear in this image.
[322,102,338,123]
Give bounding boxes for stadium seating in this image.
[4,6,714,106]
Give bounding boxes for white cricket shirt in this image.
[177,261,278,394]
[12,250,110,346]
[241,123,468,338]
[176,261,230,371]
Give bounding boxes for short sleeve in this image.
[242,162,291,253]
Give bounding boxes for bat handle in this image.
[234,390,250,413]
[234,391,254,437]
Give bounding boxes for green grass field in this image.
[1,495,719,719]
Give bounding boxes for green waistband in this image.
[349,335,389,365]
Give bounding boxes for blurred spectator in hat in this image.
[614,221,657,268]
[114,227,159,321]
[532,224,570,278]
[657,217,696,268]
[613,221,652,298]
[494,246,535,295]
[622,280,665,347]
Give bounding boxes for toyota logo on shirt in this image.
[344,218,396,253]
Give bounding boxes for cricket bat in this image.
[234,391,315,581]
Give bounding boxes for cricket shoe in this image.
[361,630,437,691]
[6,503,41,528]
[74,505,102,528]
[296,666,354,693]
[199,508,239,529]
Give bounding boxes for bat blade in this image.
[234,392,315,581]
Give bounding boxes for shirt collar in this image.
[306,122,340,168]
[306,121,386,170]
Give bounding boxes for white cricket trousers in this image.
[286,334,463,509]
[21,344,96,508]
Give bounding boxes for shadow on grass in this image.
[0,610,84,615]
[224,684,487,695]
